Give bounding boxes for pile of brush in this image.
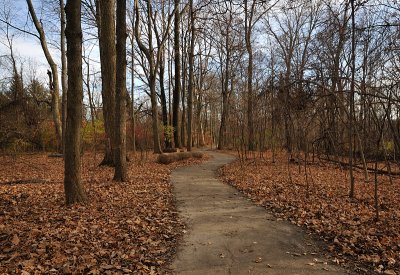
[157,151,204,164]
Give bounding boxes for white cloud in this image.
[0,35,60,81]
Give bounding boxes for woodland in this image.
[0,0,400,274]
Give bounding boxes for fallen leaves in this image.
[219,151,400,274]
[0,152,206,273]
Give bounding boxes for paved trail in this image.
[170,151,350,275]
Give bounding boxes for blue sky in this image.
[0,0,59,81]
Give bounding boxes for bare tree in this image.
[134,0,173,154]
[26,0,63,150]
[243,0,275,151]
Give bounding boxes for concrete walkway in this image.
[170,151,350,275]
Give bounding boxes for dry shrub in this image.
[177,152,191,160]
[157,151,203,164]
[157,153,178,164]
[192,152,203,159]
[163,147,178,153]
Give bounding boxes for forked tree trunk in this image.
[134,0,163,154]
[64,0,87,204]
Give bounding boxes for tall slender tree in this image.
[173,0,181,148]
[349,0,356,198]
[187,0,195,151]
[60,0,68,155]
[26,0,63,150]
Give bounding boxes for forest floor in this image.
[170,150,349,274]
[0,151,206,274]
[1,150,398,274]
[219,150,400,275]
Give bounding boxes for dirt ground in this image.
[170,151,351,274]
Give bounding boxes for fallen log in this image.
[320,158,400,176]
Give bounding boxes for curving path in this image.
[170,151,351,275]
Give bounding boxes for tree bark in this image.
[96,0,117,166]
[173,0,181,148]
[157,1,171,149]
[217,8,232,150]
[245,0,255,151]
[349,0,355,198]
[60,0,68,156]
[187,0,195,151]
[26,0,62,150]
[130,35,136,153]
[64,0,87,204]
[114,0,128,181]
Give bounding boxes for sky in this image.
[0,0,58,83]
[0,35,52,77]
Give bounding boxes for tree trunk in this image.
[96,0,116,166]
[160,59,170,148]
[218,91,228,150]
[187,0,194,151]
[60,0,68,156]
[64,0,87,204]
[217,8,232,150]
[158,3,170,149]
[130,35,136,153]
[113,0,128,181]
[245,0,255,151]
[173,0,181,148]
[133,0,162,154]
[349,0,356,198]
[26,0,62,150]
[150,76,163,154]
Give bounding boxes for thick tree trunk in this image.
[64,0,87,205]
[114,0,128,181]
[173,0,181,148]
[96,0,117,166]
